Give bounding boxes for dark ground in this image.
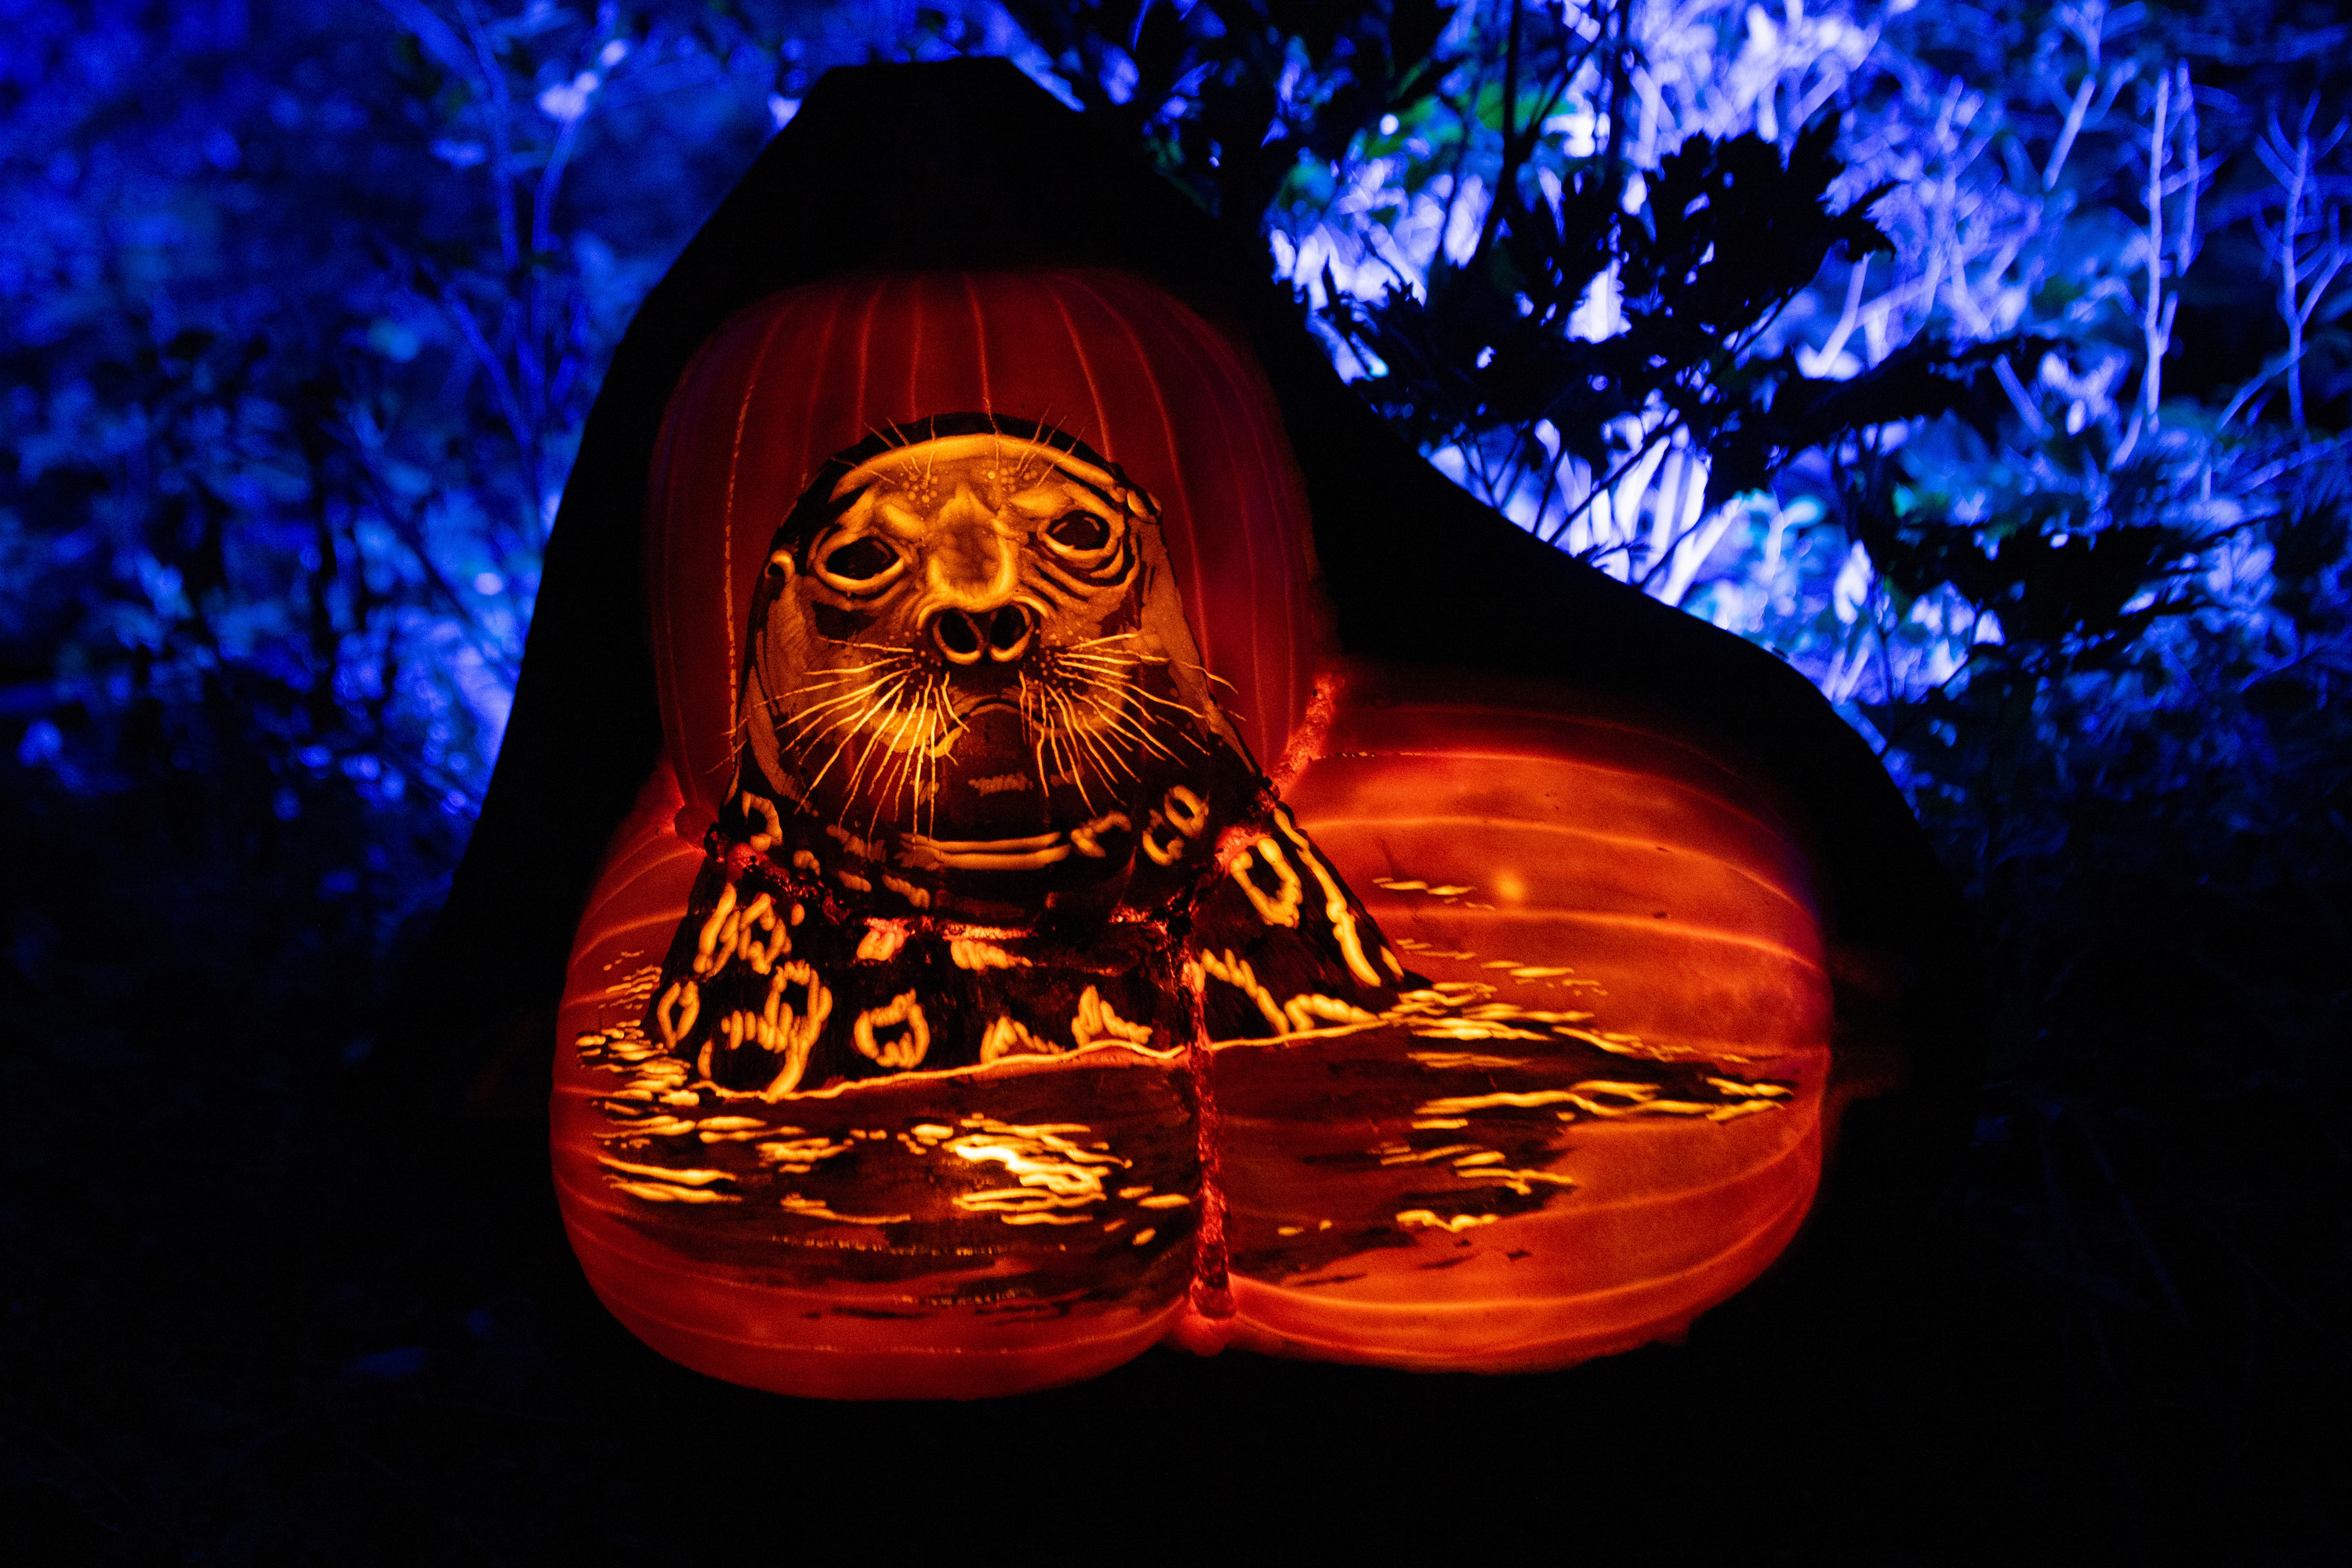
[3,849,2347,1565]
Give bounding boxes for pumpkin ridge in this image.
[544,253,1846,1398]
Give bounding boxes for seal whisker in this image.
[1033,681,1086,810]
[1062,677,1186,764]
[775,677,897,750]
[1040,684,1105,813]
[862,675,935,841]
[842,678,915,811]
[1046,681,1134,795]
[800,674,913,794]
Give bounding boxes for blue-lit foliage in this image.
[5,1,791,1022]
[5,0,2348,1058]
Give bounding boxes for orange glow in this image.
[555,658,1832,1393]
[550,269,1838,1399]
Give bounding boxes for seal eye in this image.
[822,537,898,582]
[1046,511,1111,552]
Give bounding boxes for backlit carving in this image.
[636,414,1407,1096]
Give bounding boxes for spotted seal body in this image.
[645,415,1408,1094]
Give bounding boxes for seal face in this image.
[640,414,1408,1096]
[738,413,1241,922]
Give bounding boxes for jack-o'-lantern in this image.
[550,266,1833,1399]
[409,60,1961,1403]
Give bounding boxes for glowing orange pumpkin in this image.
[549,267,1832,1398]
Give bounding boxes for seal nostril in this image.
[935,610,982,662]
[986,607,1030,654]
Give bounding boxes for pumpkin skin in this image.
[1209,661,1828,1370]
[551,267,1832,1397]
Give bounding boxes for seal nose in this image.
[931,604,1033,666]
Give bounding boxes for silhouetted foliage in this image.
[4,3,2350,1558]
[1003,0,1460,234]
[1325,114,1958,528]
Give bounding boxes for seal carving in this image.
[641,414,1410,1095]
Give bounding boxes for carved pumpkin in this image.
[550,267,1834,1398]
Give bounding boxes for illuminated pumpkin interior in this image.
[550,267,1834,1399]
